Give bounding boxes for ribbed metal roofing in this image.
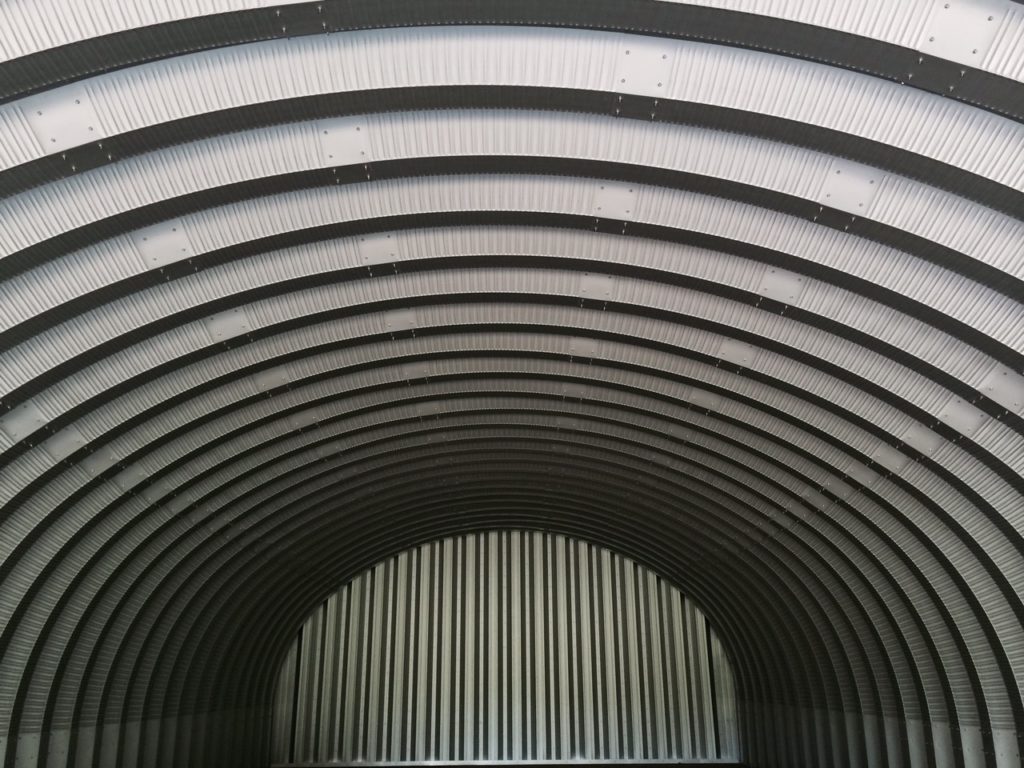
[0,2,1021,768]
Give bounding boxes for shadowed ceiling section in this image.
[0,3,1022,768]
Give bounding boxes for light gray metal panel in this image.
[4,116,1024,337]
[4,241,1019,519]
[6,0,1024,84]
[270,531,738,763]
[4,189,1017,466]
[0,26,1020,187]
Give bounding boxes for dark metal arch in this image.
[6,290,1015,757]
[34,380,983,757]
[1,6,1022,768]
[1,88,1020,220]
[77,391,991,741]
[1,0,1022,121]
[3,157,1021,297]
[6,307,1015,765]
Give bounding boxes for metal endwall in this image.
[271,530,738,764]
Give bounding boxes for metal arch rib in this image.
[0,8,1022,768]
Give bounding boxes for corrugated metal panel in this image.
[6,299,1015,548]
[5,111,1023,332]
[1,7,1023,768]
[5,0,1024,85]
[4,276,1015,552]
[2,176,1018,439]
[667,0,932,49]
[270,530,738,764]
[4,322,1019,738]
[2,342,1015,602]
[1,27,1021,186]
[0,0,912,63]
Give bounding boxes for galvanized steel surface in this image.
[271,531,738,764]
[0,4,1022,768]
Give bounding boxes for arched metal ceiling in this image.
[0,2,1022,768]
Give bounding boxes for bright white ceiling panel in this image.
[2,177,1016,420]
[0,27,1021,190]
[4,0,1024,82]
[1,112,1020,342]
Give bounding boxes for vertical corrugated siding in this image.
[271,531,737,764]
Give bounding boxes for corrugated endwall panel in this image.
[271,531,738,764]
[271,642,297,764]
